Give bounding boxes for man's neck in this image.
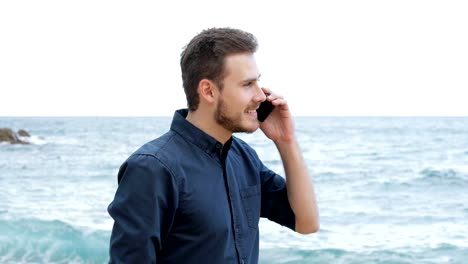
[186,110,232,144]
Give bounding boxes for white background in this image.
[1,0,467,116]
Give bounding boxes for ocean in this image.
[1,116,467,264]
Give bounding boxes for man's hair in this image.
[180,27,258,111]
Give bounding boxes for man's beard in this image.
[214,97,257,133]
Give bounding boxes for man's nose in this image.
[254,85,266,102]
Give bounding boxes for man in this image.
[108,27,319,263]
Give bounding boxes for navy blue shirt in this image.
[108,109,295,264]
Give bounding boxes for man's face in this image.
[214,53,266,133]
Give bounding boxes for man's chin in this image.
[219,116,260,134]
[237,121,260,133]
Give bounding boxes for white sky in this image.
[1,0,467,116]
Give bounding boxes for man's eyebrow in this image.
[242,74,262,83]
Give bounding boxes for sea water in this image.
[1,116,467,264]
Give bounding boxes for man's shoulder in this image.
[117,131,182,184]
[131,131,180,160]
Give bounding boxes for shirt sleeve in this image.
[259,163,296,231]
[108,154,179,263]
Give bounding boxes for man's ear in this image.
[198,79,218,104]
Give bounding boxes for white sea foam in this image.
[18,135,47,145]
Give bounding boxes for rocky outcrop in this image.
[0,128,31,144]
[17,129,31,137]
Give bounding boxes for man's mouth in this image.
[246,106,259,120]
[247,105,260,112]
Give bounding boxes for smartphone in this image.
[257,95,275,122]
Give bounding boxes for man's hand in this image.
[259,87,295,144]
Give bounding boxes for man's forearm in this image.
[275,138,319,234]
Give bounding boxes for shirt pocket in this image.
[240,184,261,229]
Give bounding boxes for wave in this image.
[421,167,457,178]
[417,167,468,185]
[376,167,468,190]
[259,245,468,264]
[0,136,47,145]
[17,135,47,145]
[0,218,109,264]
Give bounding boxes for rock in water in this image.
[0,128,30,144]
[18,129,31,137]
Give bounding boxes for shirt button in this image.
[215,143,221,149]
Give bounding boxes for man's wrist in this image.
[274,136,298,150]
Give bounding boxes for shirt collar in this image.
[170,109,232,157]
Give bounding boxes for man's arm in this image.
[108,154,178,262]
[259,87,319,234]
[275,139,319,234]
